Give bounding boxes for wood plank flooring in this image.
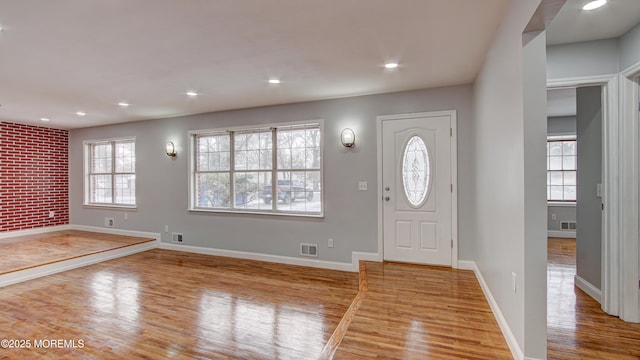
[0,230,154,275]
[333,262,512,359]
[547,237,640,359]
[0,249,358,359]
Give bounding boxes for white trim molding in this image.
[0,240,156,288]
[547,230,576,238]
[547,74,619,317]
[575,275,602,304]
[458,260,524,360]
[0,224,72,240]
[69,225,161,242]
[618,65,640,322]
[159,242,378,273]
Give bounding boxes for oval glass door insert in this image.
[402,135,431,207]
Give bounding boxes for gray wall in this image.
[548,206,576,232]
[70,86,475,264]
[471,0,543,355]
[548,116,577,232]
[522,30,548,359]
[620,22,640,71]
[547,116,576,134]
[576,86,602,290]
[547,39,619,80]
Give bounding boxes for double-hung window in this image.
[191,121,322,216]
[547,135,576,202]
[84,138,136,207]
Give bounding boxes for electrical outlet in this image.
[551,213,557,221]
[328,238,334,248]
[104,217,115,228]
[49,211,55,218]
[358,181,368,191]
[512,272,517,293]
[164,225,169,233]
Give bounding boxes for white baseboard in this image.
[0,240,156,288]
[547,230,576,238]
[0,224,72,240]
[575,274,602,303]
[458,260,524,360]
[69,225,161,242]
[159,242,378,273]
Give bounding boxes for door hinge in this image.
[451,184,453,192]
[450,128,453,136]
[451,239,453,248]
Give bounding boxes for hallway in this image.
[547,237,640,359]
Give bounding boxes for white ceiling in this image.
[0,0,511,129]
[547,88,576,117]
[2,1,637,130]
[546,0,640,45]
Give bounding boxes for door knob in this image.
[384,196,390,201]
[385,187,390,191]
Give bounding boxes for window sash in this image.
[192,123,322,215]
[86,139,136,206]
[547,137,576,202]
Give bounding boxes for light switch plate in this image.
[358,181,368,191]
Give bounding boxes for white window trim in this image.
[547,134,577,203]
[83,136,137,209]
[188,119,324,217]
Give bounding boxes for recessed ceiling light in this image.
[118,102,130,107]
[384,62,399,69]
[40,117,50,122]
[582,0,607,10]
[76,111,86,116]
[268,79,281,84]
[186,91,199,97]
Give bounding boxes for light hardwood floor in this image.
[0,249,358,359]
[333,262,512,359]
[0,230,154,274]
[547,237,640,359]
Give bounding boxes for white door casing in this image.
[379,111,457,266]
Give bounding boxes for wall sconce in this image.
[341,128,356,148]
[166,141,177,157]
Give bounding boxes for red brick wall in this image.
[0,122,69,232]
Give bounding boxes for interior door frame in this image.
[620,64,640,322]
[377,111,458,268]
[547,74,620,316]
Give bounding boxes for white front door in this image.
[382,112,454,266]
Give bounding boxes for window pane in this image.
[277,148,292,169]
[114,174,136,205]
[91,143,112,173]
[90,174,112,203]
[276,171,321,213]
[563,141,576,156]
[197,135,230,171]
[549,156,563,170]
[564,171,576,186]
[549,186,564,201]
[402,136,431,207]
[549,142,563,156]
[549,171,563,186]
[235,131,272,170]
[234,171,272,210]
[277,126,321,170]
[564,186,576,201]
[563,155,576,170]
[115,141,135,173]
[196,173,230,208]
